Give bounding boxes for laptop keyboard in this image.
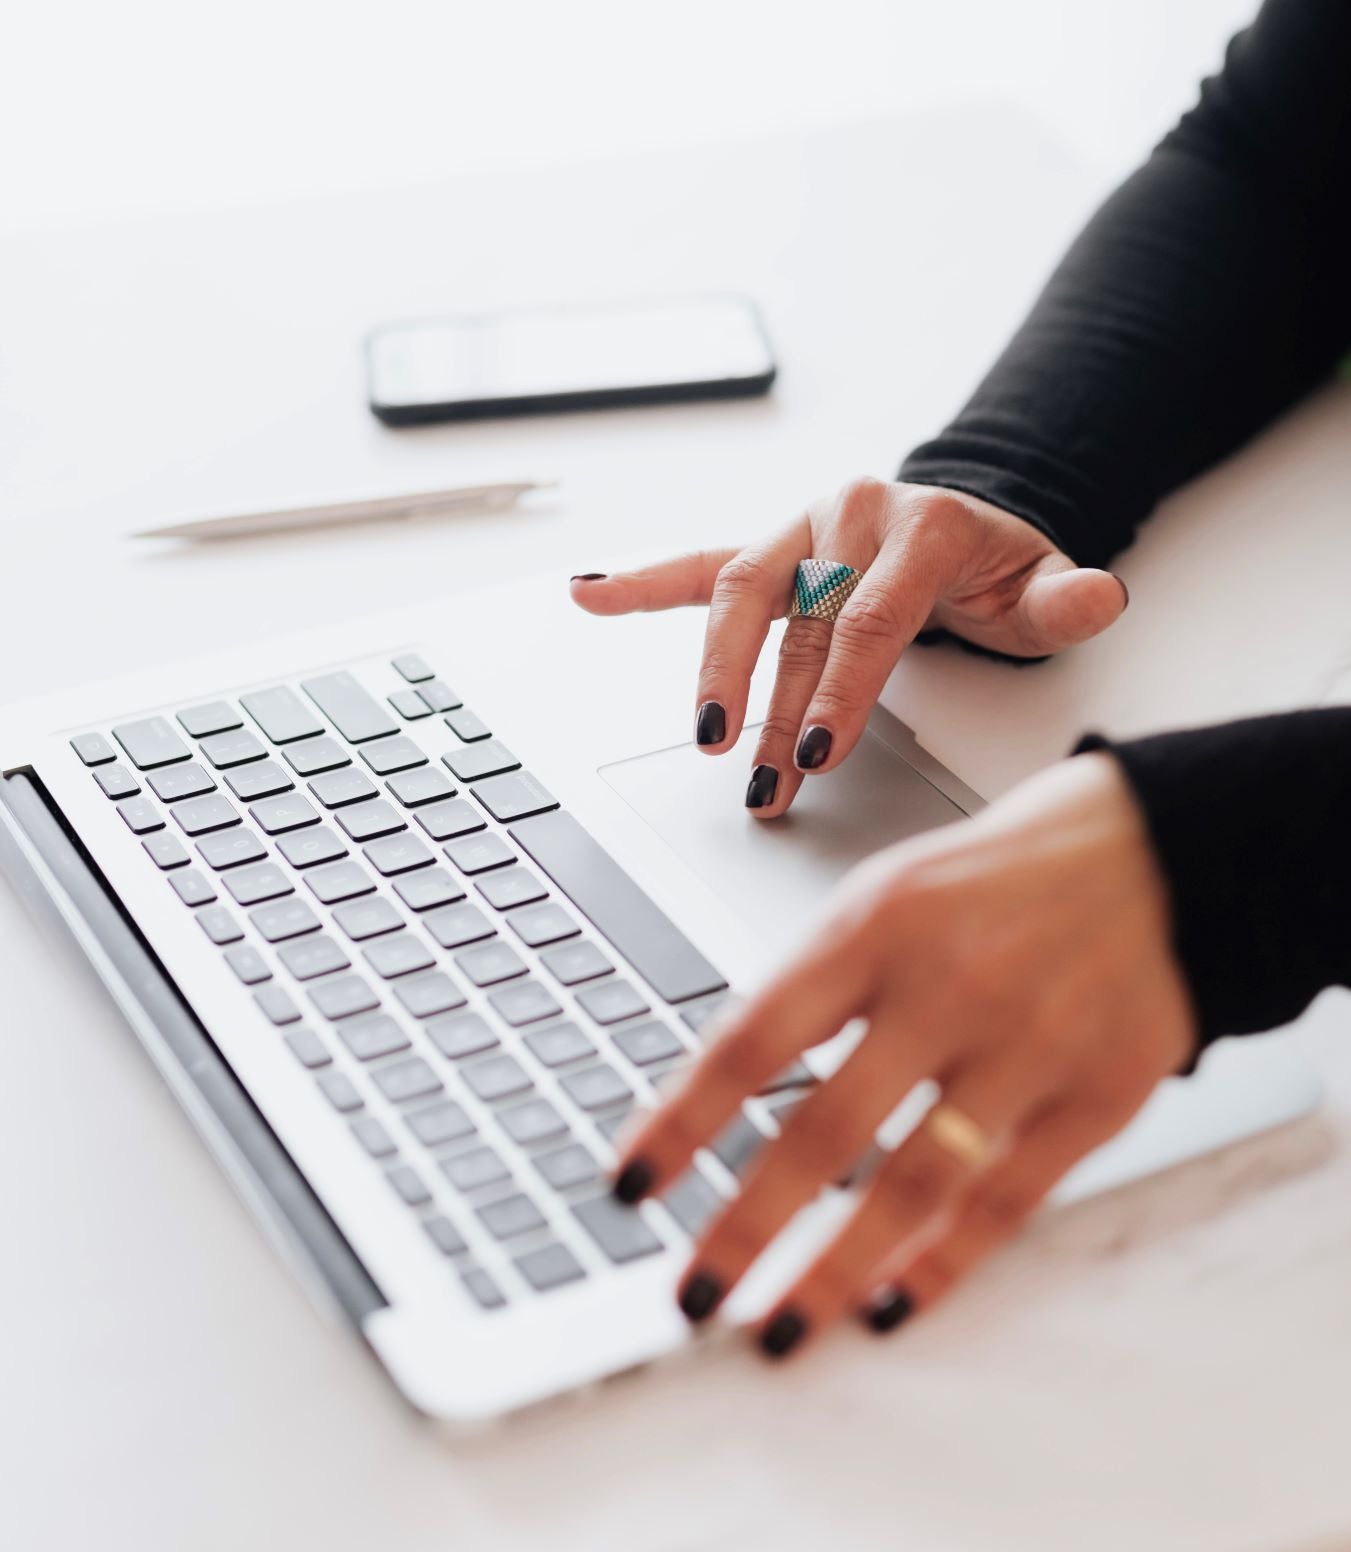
[69,653,813,1313]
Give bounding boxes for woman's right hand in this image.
[571,479,1128,817]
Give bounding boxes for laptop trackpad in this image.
[600,723,968,945]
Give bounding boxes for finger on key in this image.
[569,549,739,614]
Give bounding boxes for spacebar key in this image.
[510,810,727,1004]
[300,671,398,743]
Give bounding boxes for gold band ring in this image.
[924,1102,996,1170]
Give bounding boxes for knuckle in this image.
[876,1148,955,1221]
[836,476,886,517]
[698,647,742,687]
[757,713,805,748]
[715,551,774,600]
[776,619,832,670]
[836,593,907,647]
[966,1184,1031,1235]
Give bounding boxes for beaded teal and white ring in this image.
[787,559,865,623]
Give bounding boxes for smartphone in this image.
[365,294,777,425]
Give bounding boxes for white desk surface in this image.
[4,111,1351,1552]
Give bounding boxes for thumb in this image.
[1011,562,1129,654]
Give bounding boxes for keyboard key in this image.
[337,799,404,842]
[575,980,650,1026]
[441,1145,510,1193]
[462,1053,532,1103]
[416,798,485,842]
[523,1021,595,1067]
[363,834,435,876]
[392,653,434,683]
[477,1192,546,1241]
[472,770,559,824]
[497,1098,568,1148]
[309,769,378,808]
[118,796,163,834]
[509,903,581,949]
[277,825,347,869]
[148,763,216,803]
[254,984,302,1025]
[417,679,461,713]
[393,971,467,1018]
[240,686,324,744]
[224,862,292,906]
[196,904,243,944]
[300,671,397,743]
[310,974,380,1020]
[360,736,427,776]
[386,767,455,808]
[339,1013,410,1061]
[533,1142,599,1191]
[424,1215,468,1256]
[374,1057,442,1103]
[710,1112,769,1178]
[661,1165,724,1239]
[70,732,115,765]
[386,1164,432,1206]
[225,760,294,802]
[444,832,515,874]
[196,828,268,871]
[514,1242,585,1292]
[173,794,240,836]
[351,1115,397,1156]
[142,833,190,870]
[596,1111,637,1146]
[540,940,613,985]
[406,1099,475,1148]
[488,980,563,1027]
[332,897,403,940]
[571,1194,663,1263]
[316,1070,363,1113]
[442,740,519,782]
[277,933,350,980]
[426,1011,498,1061]
[560,1064,632,1113]
[249,898,323,942]
[445,707,491,742]
[224,944,271,984]
[363,933,435,979]
[611,1020,686,1067]
[423,902,494,949]
[95,763,140,800]
[169,868,216,906]
[679,992,742,1042]
[306,860,374,905]
[113,716,190,770]
[389,689,432,721]
[285,1028,331,1069]
[460,1266,506,1310]
[476,867,547,911]
[177,701,241,738]
[200,729,268,768]
[455,941,526,986]
[248,794,319,834]
[393,866,464,912]
[285,737,350,777]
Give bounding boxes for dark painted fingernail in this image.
[678,1271,724,1323]
[695,701,727,747]
[570,573,607,582]
[744,764,779,809]
[795,724,832,770]
[865,1287,915,1334]
[760,1308,807,1359]
[612,1158,653,1204]
[1111,573,1130,609]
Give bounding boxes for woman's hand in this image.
[571,480,1128,816]
[611,752,1195,1356]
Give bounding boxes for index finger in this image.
[569,549,739,614]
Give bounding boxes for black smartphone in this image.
[365,294,776,425]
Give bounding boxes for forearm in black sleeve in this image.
[900,0,1351,569]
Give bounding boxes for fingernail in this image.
[612,1158,654,1204]
[795,724,832,770]
[744,764,779,809]
[759,1308,807,1360]
[1111,573,1130,609]
[695,701,727,747]
[570,573,607,582]
[865,1287,915,1334]
[678,1271,724,1323]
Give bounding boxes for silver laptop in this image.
[0,569,1319,1428]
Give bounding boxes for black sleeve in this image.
[1077,712,1351,1049]
[899,0,1351,570]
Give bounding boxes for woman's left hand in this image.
[611,752,1197,1355]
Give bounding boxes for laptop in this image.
[0,567,1319,1428]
